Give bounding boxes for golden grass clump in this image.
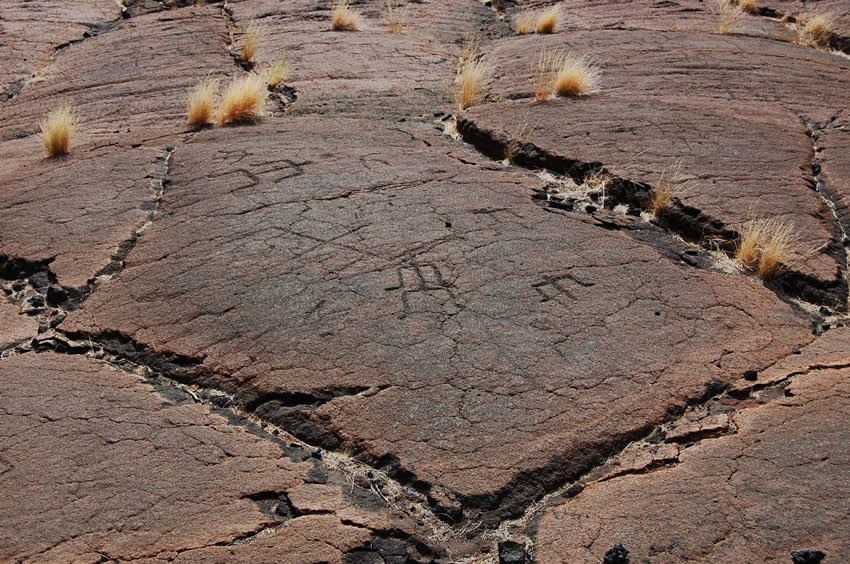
[738,0,758,14]
[712,0,744,34]
[216,74,268,125]
[649,161,685,216]
[455,57,495,110]
[515,11,536,34]
[262,61,289,88]
[553,53,600,97]
[186,77,218,127]
[40,104,77,157]
[331,0,361,31]
[239,22,262,62]
[535,5,560,34]
[386,0,405,32]
[735,218,799,278]
[797,13,833,47]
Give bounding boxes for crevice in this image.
[456,116,849,311]
[747,5,850,56]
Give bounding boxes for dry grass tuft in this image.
[797,13,833,47]
[331,0,362,31]
[239,22,262,62]
[262,61,289,88]
[553,53,601,97]
[649,161,685,216]
[503,121,534,164]
[738,0,758,13]
[216,74,268,125]
[455,57,495,110]
[187,77,218,127]
[515,11,536,34]
[712,0,744,34]
[535,5,560,34]
[735,218,798,278]
[386,0,406,32]
[40,104,77,157]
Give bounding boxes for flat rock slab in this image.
[0,0,118,96]
[0,6,232,144]
[0,6,235,289]
[0,303,37,349]
[464,30,850,280]
[0,142,161,289]
[0,352,389,562]
[534,364,850,562]
[63,117,813,521]
[227,0,492,118]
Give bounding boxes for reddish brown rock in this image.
[225,0,491,118]
[0,352,321,561]
[534,364,850,562]
[462,30,850,279]
[819,110,850,240]
[62,118,813,520]
[0,6,231,143]
[0,303,37,348]
[0,1,118,97]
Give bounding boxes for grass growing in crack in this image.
[735,218,799,278]
[186,77,218,127]
[712,0,744,34]
[216,74,268,125]
[738,0,758,14]
[331,0,361,31]
[515,11,536,35]
[262,61,289,88]
[386,0,406,33]
[39,104,77,157]
[797,13,833,47]
[503,121,535,164]
[649,160,686,217]
[239,21,262,63]
[535,5,560,34]
[455,38,494,110]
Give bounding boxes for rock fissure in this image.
[456,115,849,311]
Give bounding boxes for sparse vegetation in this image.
[649,161,685,216]
[216,74,268,125]
[39,104,77,157]
[738,0,758,14]
[262,61,289,88]
[503,122,534,164]
[454,36,493,110]
[735,218,799,278]
[515,11,536,35]
[797,13,833,47]
[239,22,262,62]
[331,0,361,31]
[535,5,560,34]
[386,0,405,33]
[712,0,744,34]
[187,77,218,127]
[553,52,601,97]
[455,58,495,110]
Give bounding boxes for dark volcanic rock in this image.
[63,117,812,521]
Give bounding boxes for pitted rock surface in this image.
[0,303,38,349]
[63,118,814,520]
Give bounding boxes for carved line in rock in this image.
[455,115,849,312]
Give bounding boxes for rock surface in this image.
[0,353,397,562]
[535,364,850,562]
[1,1,848,562]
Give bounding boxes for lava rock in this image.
[498,540,527,563]
[603,543,630,564]
[791,549,826,564]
